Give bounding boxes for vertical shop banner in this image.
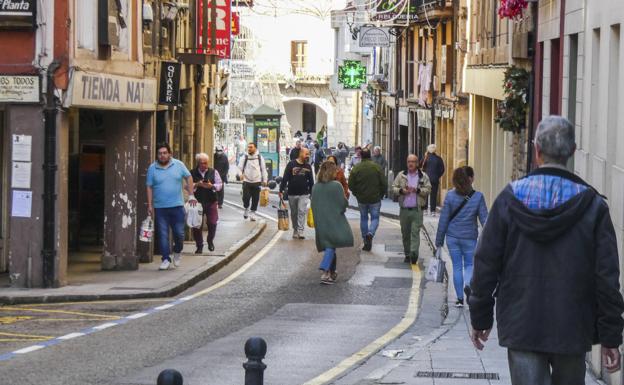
[159,61,181,106]
[197,0,232,59]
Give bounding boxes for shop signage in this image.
[230,60,255,79]
[197,0,232,59]
[0,0,35,29]
[232,12,240,35]
[66,72,157,111]
[0,75,39,103]
[373,0,419,22]
[417,108,432,129]
[359,27,390,48]
[338,60,367,89]
[158,61,181,106]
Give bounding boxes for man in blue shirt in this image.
[147,143,197,270]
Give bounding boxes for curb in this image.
[0,217,267,305]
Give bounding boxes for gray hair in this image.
[534,116,576,165]
[373,146,381,152]
[195,152,210,162]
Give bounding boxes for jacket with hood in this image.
[469,167,624,355]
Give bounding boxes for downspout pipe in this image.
[42,60,61,288]
[526,1,539,173]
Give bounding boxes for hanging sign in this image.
[197,0,232,59]
[359,27,390,48]
[338,60,367,90]
[158,61,181,106]
[232,12,240,35]
[0,0,36,29]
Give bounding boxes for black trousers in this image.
[429,181,440,211]
[242,182,261,211]
[217,189,225,206]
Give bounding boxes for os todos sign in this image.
[359,27,390,48]
[0,75,39,103]
[159,61,181,106]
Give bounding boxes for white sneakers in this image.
[249,211,257,221]
[159,253,181,271]
[244,208,249,219]
[172,253,181,267]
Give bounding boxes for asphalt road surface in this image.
[0,186,418,385]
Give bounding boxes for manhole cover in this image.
[416,371,500,380]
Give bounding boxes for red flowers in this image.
[498,0,528,20]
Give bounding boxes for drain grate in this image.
[385,244,404,252]
[416,371,500,380]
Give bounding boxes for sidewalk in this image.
[336,215,605,385]
[0,206,266,305]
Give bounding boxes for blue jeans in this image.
[358,202,381,238]
[446,236,476,300]
[155,206,186,262]
[319,248,336,272]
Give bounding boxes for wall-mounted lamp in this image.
[143,2,154,27]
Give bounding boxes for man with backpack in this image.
[237,143,268,221]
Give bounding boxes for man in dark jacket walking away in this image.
[421,144,445,216]
[348,148,387,252]
[469,116,624,384]
[191,153,223,253]
[280,147,314,239]
[213,145,229,209]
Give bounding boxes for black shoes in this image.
[195,247,203,254]
[455,299,464,308]
[363,233,373,251]
[208,241,215,252]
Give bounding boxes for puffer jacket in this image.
[391,170,432,209]
[469,167,624,354]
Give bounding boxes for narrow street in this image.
[0,187,434,385]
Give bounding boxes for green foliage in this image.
[495,66,530,133]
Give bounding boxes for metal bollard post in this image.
[243,337,267,385]
[157,369,184,385]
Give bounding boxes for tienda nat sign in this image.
[197,0,232,59]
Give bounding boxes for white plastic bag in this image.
[426,249,446,283]
[185,202,204,229]
[139,216,154,242]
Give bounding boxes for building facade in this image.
[1,0,215,288]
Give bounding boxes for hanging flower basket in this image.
[499,0,528,20]
[495,66,529,133]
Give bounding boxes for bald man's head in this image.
[407,154,419,172]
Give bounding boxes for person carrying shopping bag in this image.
[279,147,314,239]
[435,166,488,307]
[311,161,354,285]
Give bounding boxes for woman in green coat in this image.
[311,161,355,284]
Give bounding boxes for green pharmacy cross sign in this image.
[338,60,367,89]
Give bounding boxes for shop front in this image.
[63,71,157,272]
[0,74,44,287]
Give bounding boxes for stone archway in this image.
[282,96,334,142]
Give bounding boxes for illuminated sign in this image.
[338,61,367,89]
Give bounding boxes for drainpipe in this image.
[42,60,61,288]
[526,1,539,173]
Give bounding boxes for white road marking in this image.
[92,322,118,330]
[57,333,86,340]
[13,345,45,354]
[154,304,175,310]
[126,313,149,320]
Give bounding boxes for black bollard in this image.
[157,369,183,385]
[243,337,267,385]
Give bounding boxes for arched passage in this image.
[282,97,334,139]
